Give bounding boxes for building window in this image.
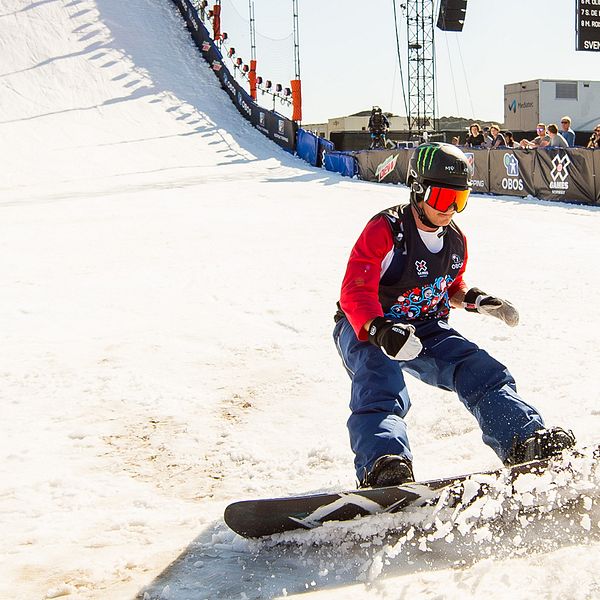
[555,82,577,100]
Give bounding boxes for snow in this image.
[1,0,600,598]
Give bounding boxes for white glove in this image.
[367,317,423,361]
[463,287,519,327]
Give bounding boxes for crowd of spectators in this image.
[458,116,599,149]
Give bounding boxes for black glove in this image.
[463,287,519,327]
[368,317,423,361]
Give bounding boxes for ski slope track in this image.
[2,1,600,599]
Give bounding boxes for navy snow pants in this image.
[333,317,544,481]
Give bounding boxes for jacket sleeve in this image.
[339,216,393,340]
[448,230,469,299]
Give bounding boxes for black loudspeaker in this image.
[436,0,468,32]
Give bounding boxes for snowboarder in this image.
[368,106,390,150]
[333,142,575,488]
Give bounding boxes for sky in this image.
[3,0,600,598]
[222,0,600,124]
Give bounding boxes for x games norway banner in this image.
[534,148,595,203]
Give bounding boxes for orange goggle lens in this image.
[424,186,470,213]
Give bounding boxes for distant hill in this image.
[350,109,395,118]
[350,111,505,130]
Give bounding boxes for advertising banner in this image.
[462,148,489,194]
[171,0,296,152]
[354,149,412,185]
[488,149,536,197]
[533,148,595,203]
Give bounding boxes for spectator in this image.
[547,124,569,148]
[519,123,551,148]
[489,124,506,148]
[465,124,484,147]
[559,116,576,147]
[503,131,518,148]
[481,127,493,148]
[586,124,600,149]
[451,136,460,145]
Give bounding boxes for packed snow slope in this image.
[2,1,600,599]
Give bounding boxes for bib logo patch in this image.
[451,253,463,270]
[415,260,429,277]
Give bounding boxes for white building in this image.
[504,79,600,131]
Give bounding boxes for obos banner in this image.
[533,148,595,204]
[488,149,536,197]
[171,0,296,152]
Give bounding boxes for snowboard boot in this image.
[504,427,576,466]
[361,455,415,488]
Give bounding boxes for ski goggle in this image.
[424,185,470,213]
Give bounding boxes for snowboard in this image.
[224,446,598,538]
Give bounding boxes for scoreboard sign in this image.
[577,0,600,51]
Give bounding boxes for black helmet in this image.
[407,142,472,192]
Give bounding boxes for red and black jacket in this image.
[338,203,468,340]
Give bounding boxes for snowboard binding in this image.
[504,427,576,466]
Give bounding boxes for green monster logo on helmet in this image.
[417,145,439,172]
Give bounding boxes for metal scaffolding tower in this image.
[406,0,436,133]
[248,0,256,61]
[292,0,301,79]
